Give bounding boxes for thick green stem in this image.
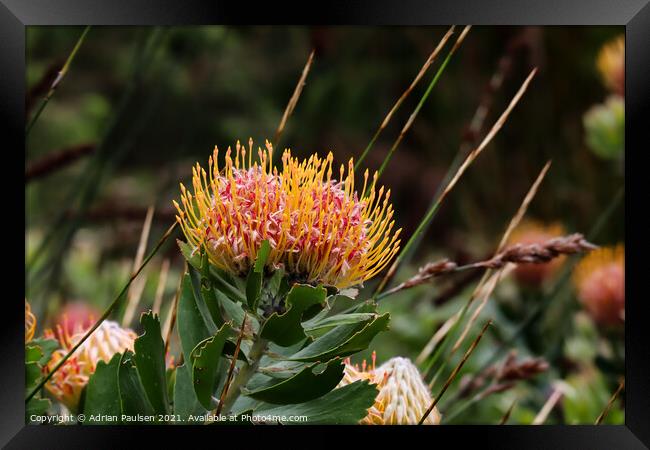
[219,336,268,415]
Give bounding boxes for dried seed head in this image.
[506,221,567,287]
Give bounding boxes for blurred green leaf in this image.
[133,311,169,415]
[177,271,211,361]
[253,380,378,424]
[288,312,389,362]
[118,351,156,420]
[190,323,235,409]
[246,240,271,311]
[260,284,328,346]
[244,359,344,405]
[173,363,207,420]
[83,353,122,423]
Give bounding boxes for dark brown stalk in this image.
[215,314,247,416]
[26,143,95,182]
[499,398,518,425]
[26,58,65,115]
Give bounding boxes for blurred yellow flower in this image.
[573,244,624,326]
[339,353,441,425]
[44,320,137,411]
[174,139,401,289]
[25,300,36,343]
[597,35,624,96]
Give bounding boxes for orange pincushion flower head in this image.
[597,35,624,96]
[339,353,441,425]
[44,320,137,411]
[573,244,625,327]
[508,220,566,287]
[174,139,401,289]
[25,300,36,343]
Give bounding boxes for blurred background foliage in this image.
[25,25,624,424]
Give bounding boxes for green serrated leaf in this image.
[189,265,218,334]
[260,284,328,347]
[133,311,169,415]
[246,271,263,311]
[27,338,58,367]
[244,359,344,405]
[177,272,211,362]
[190,323,235,410]
[173,363,207,421]
[118,351,156,421]
[178,240,201,269]
[26,397,51,419]
[83,353,121,423]
[200,253,225,328]
[246,240,271,311]
[255,240,271,272]
[287,313,390,362]
[253,380,378,424]
[25,361,43,392]
[208,266,247,304]
[303,313,378,333]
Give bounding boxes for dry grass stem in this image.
[355,26,455,169]
[499,397,518,425]
[419,320,492,424]
[375,66,537,296]
[595,378,625,425]
[497,161,552,251]
[416,313,458,365]
[123,205,155,327]
[532,382,566,424]
[163,262,186,357]
[273,50,315,147]
[379,26,455,131]
[452,267,511,352]
[440,68,538,203]
[152,258,170,315]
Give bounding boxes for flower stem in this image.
[219,335,268,415]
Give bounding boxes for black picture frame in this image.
[5,1,648,447]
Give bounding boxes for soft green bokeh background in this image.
[25,26,624,424]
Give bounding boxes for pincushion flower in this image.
[597,35,624,96]
[25,300,36,343]
[55,301,99,338]
[508,220,566,287]
[174,139,401,289]
[44,320,137,411]
[573,244,624,327]
[339,353,441,425]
